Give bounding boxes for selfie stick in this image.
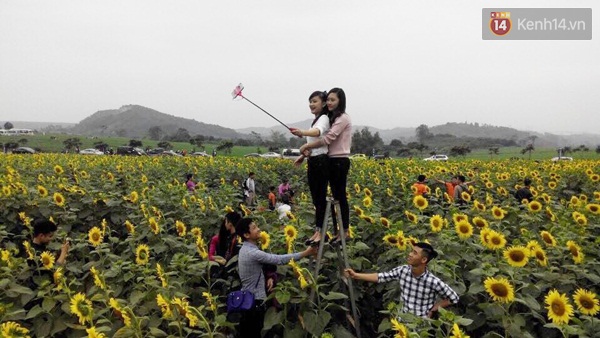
[231,83,291,130]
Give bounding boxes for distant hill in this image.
[71,105,243,139]
[237,121,600,147]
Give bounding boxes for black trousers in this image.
[238,300,267,338]
[307,155,329,229]
[329,157,350,230]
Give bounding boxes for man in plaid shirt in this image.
[345,242,459,318]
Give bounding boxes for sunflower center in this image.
[551,301,565,316]
[535,252,545,260]
[569,247,579,257]
[510,251,525,261]
[459,225,469,233]
[491,284,508,297]
[92,233,100,241]
[491,237,501,245]
[579,298,593,309]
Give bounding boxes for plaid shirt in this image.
[378,265,459,317]
[238,241,302,300]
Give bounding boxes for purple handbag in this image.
[227,272,261,313]
[227,290,255,313]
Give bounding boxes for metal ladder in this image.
[309,197,361,338]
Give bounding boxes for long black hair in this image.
[217,211,242,255]
[327,87,346,125]
[309,90,328,127]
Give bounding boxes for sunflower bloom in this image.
[40,251,55,269]
[156,263,168,288]
[53,192,66,207]
[491,206,507,220]
[455,221,473,240]
[196,236,208,259]
[566,240,584,264]
[413,195,428,210]
[585,203,600,215]
[380,217,391,228]
[354,183,361,194]
[390,317,408,338]
[86,326,106,338]
[203,292,218,312]
[473,200,486,212]
[540,231,557,247]
[259,231,271,250]
[88,227,103,247]
[503,246,529,267]
[37,185,48,197]
[109,298,132,327]
[363,196,372,208]
[156,294,173,318]
[452,213,468,225]
[148,217,160,234]
[527,200,542,213]
[127,191,139,203]
[404,211,418,224]
[532,248,548,266]
[54,165,64,175]
[485,230,506,250]
[135,244,150,265]
[573,289,600,316]
[451,323,470,338]
[472,216,488,229]
[0,322,30,337]
[484,277,515,303]
[23,241,34,260]
[430,215,444,233]
[175,220,187,237]
[383,234,399,246]
[284,225,298,241]
[545,289,573,325]
[70,293,94,325]
[354,205,364,216]
[124,220,135,234]
[90,266,105,290]
[526,240,542,255]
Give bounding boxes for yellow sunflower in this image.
[452,213,468,225]
[0,322,30,337]
[472,216,488,229]
[545,289,573,325]
[455,221,473,240]
[362,196,372,208]
[585,203,600,215]
[572,212,587,226]
[284,225,297,241]
[491,206,507,220]
[473,200,486,212]
[354,205,364,216]
[548,181,557,189]
[363,187,372,197]
[37,185,48,197]
[383,234,399,246]
[88,227,103,246]
[396,233,408,251]
[532,247,548,266]
[545,206,557,222]
[566,240,584,264]
[413,195,428,210]
[54,165,64,175]
[430,215,444,233]
[90,266,105,290]
[503,246,529,267]
[124,220,135,234]
[451,323,470,338]
[404,210,418,224]
[485,230,506,250]
[526,240,541,255]
[156,294,173,318]
[156,263,167,288]
[527,200,542,213]
[70,292,94,325]
[540,231,557,247]
[136,244,150,265]
[460,191,471,203]
[148,217,160,234]
[573,288,600,316]
[390,317,408,338]
[259,231,270,250]
[484,276,515,303]
[128,191,139,203]
[53,192,66,207]
[354,183,361,194]
[175,220,187,237]
[380,217,391,228]
[40,251,55,269]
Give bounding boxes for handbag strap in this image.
[254,271,262,288]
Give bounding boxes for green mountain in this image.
[71,105,243,139]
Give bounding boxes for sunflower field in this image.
[0,154,599,338]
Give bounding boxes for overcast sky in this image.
[1,0,598,134]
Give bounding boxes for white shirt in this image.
[306,114,330,157]
[244,177,255,196]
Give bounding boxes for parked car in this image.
[116,146,146,156]
[281,148,301,159]
[244,153,262,158]
[373,154,390,161]
[551,156,573,162]
[424,154,449,161]
[161,150,183,157]
[79,148,104,155]
[12,147,36,154]
[147,148,165,156]
[350,154,367,161]
[191,151,209,157]
[260,152,282,159]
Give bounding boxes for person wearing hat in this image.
[344,242,459,318]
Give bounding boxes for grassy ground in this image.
[2,134,598,160]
